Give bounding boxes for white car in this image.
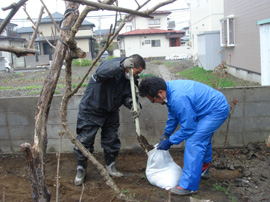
[4,57,11,72]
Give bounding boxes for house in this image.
[118,11,189,58]
[118,29,185,58]
[35,12,95,60]
[17,27,34,47]
[189,0,224,60]
[0,19,26,69]
[119,11,172,34]
[221,0,270,85]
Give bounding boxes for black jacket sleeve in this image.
[95,57,126,80]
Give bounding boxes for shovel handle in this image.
[129,68,141,136]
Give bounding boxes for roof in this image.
[119,29,185,36]
[126,10,171,22]
[17,27,34,34]
[0,18,17,27]
[0,35,26,42]
[151,10,172,15]
[40,12,95,27]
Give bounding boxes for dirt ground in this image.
[1,145,270,202]
[0,60,268,202]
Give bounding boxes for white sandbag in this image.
[145,147,182,190]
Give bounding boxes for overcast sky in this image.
[0,0,190,30]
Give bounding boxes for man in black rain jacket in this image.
[74,54,146,185]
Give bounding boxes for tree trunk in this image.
[21,2,80,201]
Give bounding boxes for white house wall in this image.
[190,0,224,59]
[39,24,55,36]
[76,39,90,53]
[76,29,94,37]
[119,14,169,34]
[122,35,191,58]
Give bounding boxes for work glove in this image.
[160,133,171,141]
[122,57,134,69]
[157,139,173,150]
[130,102,141,120]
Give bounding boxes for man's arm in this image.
[95,57,125,79]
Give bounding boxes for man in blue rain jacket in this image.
[139,76,230,195]
[74,54,145,186]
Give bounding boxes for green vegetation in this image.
[150,60,163,65]
[17,85,43,90]
[164,61,174,67]
[139,73,158,79]
[0,86,13,90]
[213,184,237,202]
[177,66,237,88]
[106,56,116,60]
[72,59,81,67]
[72,59,99,67]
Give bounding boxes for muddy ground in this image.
[0,144,270,202]
[0,60,268,202]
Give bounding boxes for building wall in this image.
[39,24,55,36]
[1,86,270,154]
[190,0,224,58]
[223,0,270,75]
[134,14,168,30]
[76,29,94,37]
[121,34,191,58]
[76,39,90,52]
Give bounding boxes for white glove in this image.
[122,57,134,69]
[130,102,141,119]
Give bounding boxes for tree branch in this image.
[145,0,177,15]
[65,0,154,18]
[0,44,36,57]
[28,6,44,49]
[40,0,60,32]
[0,0,29,34]
[23,4,36,25]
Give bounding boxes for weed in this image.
[177,66,237,88]
[0,86,14,90]
[17,85,43,90]
[150,60,163,65]
[72,59,81,67]
[158,191,164,198]
[164,62,174,67]
[27,90,41,95]
[122,189,129,194]
[213,183,237,202]
[15,72,24,76]
[139,73,158,78]
[80,59,92,67]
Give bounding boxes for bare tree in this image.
[1,0,176,201]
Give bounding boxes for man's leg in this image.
[100,112,122,177]
[74,125,99,185]
[179,115,228,191]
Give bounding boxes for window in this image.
[151,40,160,47]
[145,40,150,44]
[126,26,132,32]
[148,19,160,25]
[220,16,235,47]
[169,38,180,47]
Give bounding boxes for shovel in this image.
[129,68,153,153]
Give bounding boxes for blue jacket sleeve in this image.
[169,95,197,145]
[95,57,125,79]
[164,110,179,135]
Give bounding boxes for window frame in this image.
[151,40,161,47]
[220,15,235,47]
[148,19,160,25]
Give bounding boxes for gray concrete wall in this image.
[1,86,270,154]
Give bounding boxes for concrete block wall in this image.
[1,86,270,154]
